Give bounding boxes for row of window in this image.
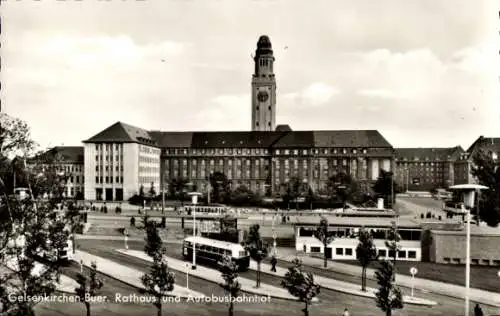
[166,148,271,156]
[276,148,369,156]
[442,258,500,265]
[299,227,422,241]
[164,148,381,156]
[140,145,161,155]
[139,177,158,186]
[97,166,124,172]
[95,176,124,184]
[95,155,123,162]
[95,143,123,152]
[308,246,417,259]
[67,176,84,184]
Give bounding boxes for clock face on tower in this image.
[257,91,269,102]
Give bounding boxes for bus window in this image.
[225,250,232,256]
[238,251,246,257]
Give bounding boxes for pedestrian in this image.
[270,255,277,272]
[343,308,349,316]
[474,303,483,316]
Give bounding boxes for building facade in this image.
[394,147,464,191]
[295,217,422,261]
[455,136,500,185]
[83,122,161,201]
[27,146,84,198]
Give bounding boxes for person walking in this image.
[343,308,349,316]
[474,303,483,316]
[270,255,277,272]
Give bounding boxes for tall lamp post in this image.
[449,184,488,316]
[188,191,201,270]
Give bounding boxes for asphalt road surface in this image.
[69,239,500,316]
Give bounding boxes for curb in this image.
[114,250,310,302]
[255,262,436,306]
[275,257,500,308]
[71,257,203,299]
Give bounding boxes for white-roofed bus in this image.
[182,236,250,271]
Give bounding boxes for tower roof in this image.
[255,35,273,56]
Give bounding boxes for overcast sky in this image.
[2,0,500,150]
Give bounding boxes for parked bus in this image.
[182,236,250,271]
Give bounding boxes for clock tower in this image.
[251,35,276,131]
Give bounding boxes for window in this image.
[95,177,99,183]
[116,176,119,183]
[471,259,479,265]
[481,259,490,265]
[120,176,123,183]
[443,257,451,263]
[408,251,416,259]
[378,249,387,257]
[345,248,353,256]
[336,248,343,255]
[96,166,99,171]
[452,258,461,264]
[388,250,396,258]
[398,251,406,258]
[105,177,109,183]
[310,247,321,253]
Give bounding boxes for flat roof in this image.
[294,216,421,228]
[432,226,500,236]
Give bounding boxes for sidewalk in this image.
[248,260,436,306]
[275,248,500,308]
[117,249,315,302]
[76,234,184,244]
[0,260,77,294]
[73,250,205,299]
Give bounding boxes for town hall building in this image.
[82,35,394,201]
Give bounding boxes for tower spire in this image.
[251,35,276,131]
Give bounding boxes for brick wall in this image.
[430,231,500,266]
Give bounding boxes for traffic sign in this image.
[410,267,418,275]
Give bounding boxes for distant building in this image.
[456,136,500,185]
[82,122,161,201]
[84,123,394,201]
[27,146,84,198]
[394,147,464,191]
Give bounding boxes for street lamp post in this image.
[410,267,418,297]
[186,263,190,291]
[272,214,277,255]
[189,192,202,270]
[463,204,471,316]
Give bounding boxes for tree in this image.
[282,177,303,210]
[75,261,104,316]
[168,178,190,206]
[141,223,175,316]
[327,171,359,209]
[149,182,156,199]
[218,255,241,316]
[313,217,334,268]
[139,185,145,205]
[281,258,320,316]
[356,228,378,291]
[244,224,268,288]
[372,170,399,209]
[219,215,238,243]
[209,172,230,204]
[385,221,401,280]
[230,185,261,207]
[304,187,315,210]
[375,260,404,316]
[470,150,500,227]
[0,115,72,316]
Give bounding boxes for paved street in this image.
[73,239,500,315]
